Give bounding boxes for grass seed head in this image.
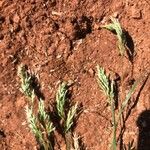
[96,65,114,103]
[18,64,35,102]
[38,99,55,135]
[25,106,43,142]
[56,82,68,119]
[65,103,78,133]
[102,17,126,56]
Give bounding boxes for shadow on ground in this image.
[137,110,150,150]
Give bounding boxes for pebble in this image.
[131,6,142,19]
[13,14,20,23]
[15,97,25,108]
[88,68,95,77]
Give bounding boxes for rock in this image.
[13,14,20,23]
[15,97,26,108]
[88,68,95,77]
[131,6,142,19]
[112,12,119,18]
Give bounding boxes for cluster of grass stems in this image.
[97,66,137,150]
[18,65,79,150]
[17,17,137,150]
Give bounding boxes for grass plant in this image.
[56,82,78,150]
[97,65,137,150]
[18,65,78,150]
[102,17,126,56]
[18,64,55,150]
[26,101,55,150]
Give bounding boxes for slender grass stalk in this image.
[18,64,55,150]
[97,66,117,149]
[38,99,55,150]
[109,81,117,150]
[26,106,43,142]
[116,81,138,127]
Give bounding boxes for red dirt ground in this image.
[0,0,150,150]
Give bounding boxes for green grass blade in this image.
[117,81,138,126]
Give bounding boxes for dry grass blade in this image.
[102,17,126,56]
[123,140,135,150]
[73,133,81,150]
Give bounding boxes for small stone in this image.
[88,68,95,77]
[13,14,20,23]
[22,121,27,126]
[15,97,25,108]
[112,12,119,18]
[30,0,36,4]
[67,80,74,86]
[56,54,62,59]
[131,6,142,19]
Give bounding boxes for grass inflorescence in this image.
[56,82,78,150]
[18,64,35,102]
[97,65,137,150]
[26,101,55,150]
[17,14,138,149]
[102,17,126,56]
[18,64,78,150]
